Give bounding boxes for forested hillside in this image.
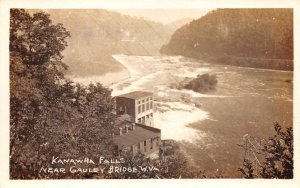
[161,9,293,70]
[10,9,117,178]
[45,10,174,76]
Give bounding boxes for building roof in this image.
[116,91,153,100]
[113,121,160,148]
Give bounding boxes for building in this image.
[116,91,154,127]
[113,121,161,156]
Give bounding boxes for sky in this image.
[113,9,212,24]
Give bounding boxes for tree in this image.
[260,122,293,178]
[10,9,70,105]
[10,9,117,179]
[10,9,70,66]
[238,122,293,179]
[10,9,71,179]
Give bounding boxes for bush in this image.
[238,122,293,178]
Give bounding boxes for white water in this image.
[66,69,129,86]
[109,54,228,143]
[154,101,209,142]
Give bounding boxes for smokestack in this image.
[119,127,123,135]
[131,123,136,130]
[125,125,129,133]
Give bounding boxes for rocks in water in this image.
[172,73,218,93]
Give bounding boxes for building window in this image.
[150,101,153,109]
[146,98,149,101]
[138,143,141,152]
[142,116,145,124]
[144,140,147,152]
[150,138,153,149]
[138,101,141,104]
[138,118,141,123]
[142,104,145,112]
[138,105,141,114]
[142,99,145,103]
[156,137,159,147]
[146,103,149,110]
[150,113,153,117]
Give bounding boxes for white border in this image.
[1,0,299,188]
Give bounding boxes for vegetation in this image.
[161,9,293,70]
[10,9,116,179]
[238,122,293,178]
[105,140,221,179]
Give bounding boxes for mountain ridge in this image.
[45,9,175,76]
[161,9,293,71]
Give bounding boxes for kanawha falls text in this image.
[39,156,159,174]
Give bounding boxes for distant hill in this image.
[161,9,293,70]
[167,17,193,31]
[45,9,174,76]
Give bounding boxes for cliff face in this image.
[161,9,293,70]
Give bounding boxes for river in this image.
[71,54,293,177]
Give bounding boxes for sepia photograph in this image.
[1,0,299,187]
